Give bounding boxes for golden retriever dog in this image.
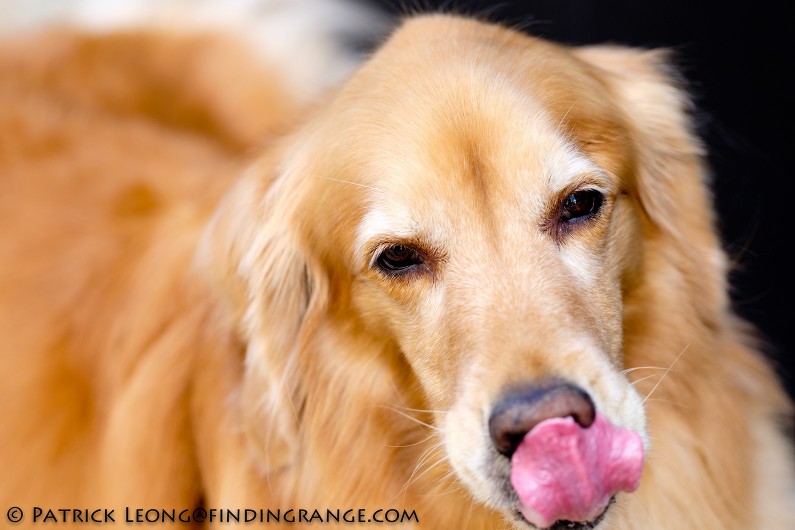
[1,7,794,530]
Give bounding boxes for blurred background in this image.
[361,0,795,396]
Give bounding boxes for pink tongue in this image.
[510,413,643,529]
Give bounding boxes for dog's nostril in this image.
[488,382,596,457]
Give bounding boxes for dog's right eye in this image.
[560,189,603,223]
[376,245,424,273]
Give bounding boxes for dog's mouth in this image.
[506,414,642,529]
[514,497,613,530]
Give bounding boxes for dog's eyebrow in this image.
[354,208,421,260]
[545,146,610,192]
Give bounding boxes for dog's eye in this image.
[560,190,603,222]
[376,245,424,273]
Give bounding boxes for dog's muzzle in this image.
[488,382,643,529]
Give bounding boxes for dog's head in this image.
[202,15,724,530]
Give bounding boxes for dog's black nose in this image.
[488,382,596,456]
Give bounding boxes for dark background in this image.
[362,0,795,396]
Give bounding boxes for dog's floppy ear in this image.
[198,154,326,472]
[574,46,728,324]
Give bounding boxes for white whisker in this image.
[629,373,660,386]
[642,344,689,404]
[556,103,575,133]
[403,453,449,491]
[387,432,438,449]
[315,175,378,191]
[390,405,449,414]
[622,366,675,375]
[645,397,690,409]
[383,406,440,432]
[397,444,445,501]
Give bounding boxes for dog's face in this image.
[344,70,648,525]
[209,14,716,530]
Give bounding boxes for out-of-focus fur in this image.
[1,8,793,530]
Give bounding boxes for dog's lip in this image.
[514,496,614,530]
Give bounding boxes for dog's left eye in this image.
[560,189,603,222]
[376,245,424,273]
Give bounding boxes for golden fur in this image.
[1,15,793,529]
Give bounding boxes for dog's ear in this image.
[574,46,728,324]
[198,155,326,472]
